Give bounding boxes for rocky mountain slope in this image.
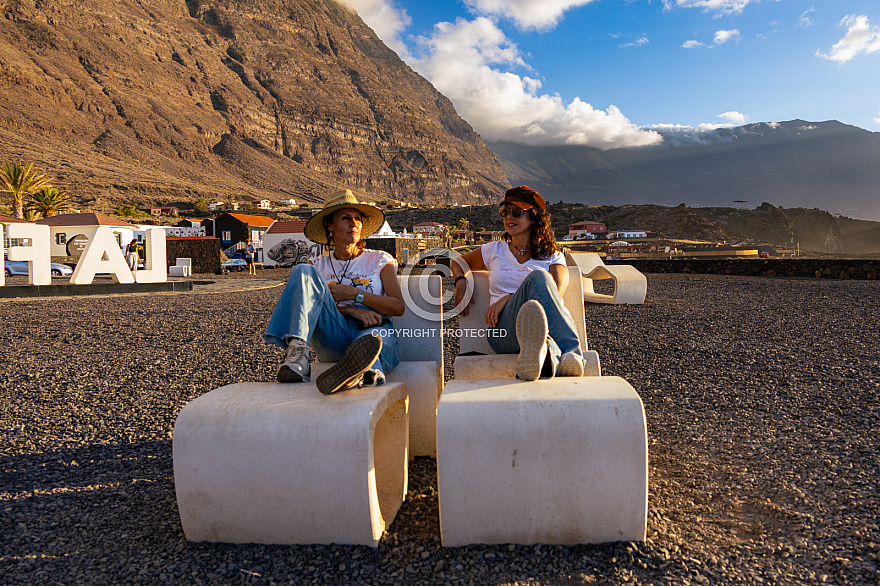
[0,0,508,211]
[488,120,880,222]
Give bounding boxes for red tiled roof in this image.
[0,214,32,224]
[414,221,442,226]
[35,212,137,228]
[265,220,307,235]
[227,213,274,227]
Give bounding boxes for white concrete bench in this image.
[566,252,647,305]
[312,274,443,458]
[173,382,408,546]
[168,257,192,277]
[454,267,601,378]
[437,376,648,546]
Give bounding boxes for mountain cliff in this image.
[0,0,508,210]
[488,120,880,222]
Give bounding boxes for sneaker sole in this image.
[316,334,383,395]
[516,300,548,382]
[556,353,584,377]
[277,364,307,383]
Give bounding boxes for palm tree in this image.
[26,187,71,219]
[0,162,53,219]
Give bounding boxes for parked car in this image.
[221,258,247,272]
[4,256,74,277]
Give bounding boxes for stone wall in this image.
[368,238,443,266]
[166,238,221,274]
[607,259,880,280]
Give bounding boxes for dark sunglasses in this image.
[499,205,529,218]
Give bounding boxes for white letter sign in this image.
[71,226,135,285]
[6,223,52,286]
[135,227,168,283]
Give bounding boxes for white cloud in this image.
[662,0,756,16]
[648,112,750,145]
[714,29,742,44]
[874,108,880,124]
[718,111,748,125]
[339,0,412,58]
[816,15,880,63]
[682,39,704,49]
[412,17,662,149]
[620,36,650,49]
[462,0,599,31]
[797,7,816,28]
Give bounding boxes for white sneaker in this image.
[556,351,585,377]
[276,338,314,383]
[515,300,549,381]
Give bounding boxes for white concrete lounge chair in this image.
[168,257,192,277]
[437,267,648,546]
[172,275,444,546]
[313,274,444,458]
[566,252,647,305]
[454,267,601,378]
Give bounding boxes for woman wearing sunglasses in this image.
[451,186,585,380]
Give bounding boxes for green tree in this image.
[0,162,53,219]
[25,187,71,219]
[193,197,209,214]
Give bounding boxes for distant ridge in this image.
[487,120,880,222]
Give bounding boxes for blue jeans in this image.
[263,264,399,377]
[487,269,582,375]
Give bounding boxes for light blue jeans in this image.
[263,264,399,377]
[487,269,583,376]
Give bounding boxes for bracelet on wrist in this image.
[454,275,467,285]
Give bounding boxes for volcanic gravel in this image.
[2,272,879,585]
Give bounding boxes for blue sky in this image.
[341,0,880,149]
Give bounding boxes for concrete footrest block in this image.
[437,377,647,546]
[312,361,441,457]
[173,382,408,546]
[454,350,601,379]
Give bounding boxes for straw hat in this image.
[304,189,385,245]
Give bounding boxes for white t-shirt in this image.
[480,240,566,304]
[313,249,397,308]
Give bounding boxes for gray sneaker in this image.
[277,339,314,383]
[556,351,585,377]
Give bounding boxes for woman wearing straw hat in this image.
[450,186,585,381]
[263,189,404,394]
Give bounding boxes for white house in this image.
[262,220,321,267]
[36,213,138,261]
[162,225,206,237]
[279,198,298,207]
[413,221,442,235]
[607,230,648,239]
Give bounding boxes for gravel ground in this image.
[1,272,879,585]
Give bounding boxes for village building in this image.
[201,212,273,249]
[262,220,318,267]
[607,229,648,239]
[148,206,179,217]
[0,214,32,247]
[36,212,138,262]
[568,221,607,239]
[413,221,443,235]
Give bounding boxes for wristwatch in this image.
[355,292,365,303]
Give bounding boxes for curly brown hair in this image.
[501,205,559,260]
